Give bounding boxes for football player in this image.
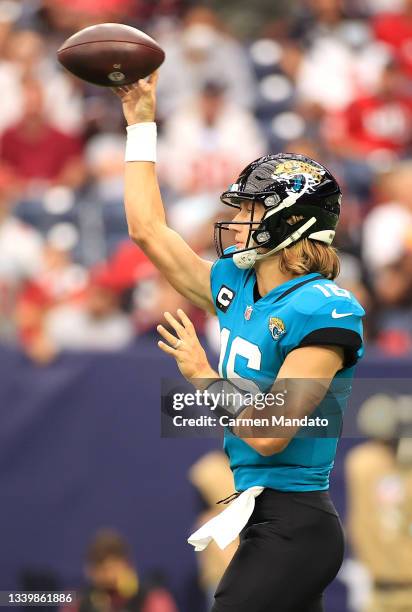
[113,74,365,612]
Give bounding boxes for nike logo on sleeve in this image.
[331,309,353,319]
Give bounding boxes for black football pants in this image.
[211,488,345,612]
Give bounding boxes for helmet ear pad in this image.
[252,203,339,251]
[251,210,291,250]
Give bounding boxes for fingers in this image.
[157,324,179,347]
[113,74,156,99]
[111,85,134,99]
[157,340,177,356]
[135,78,149,93]
[138,70,158,92]
[157,310,196,360]
[111,86,125,98]
[163,311,185,337]
[112,82,144,97]
[177,308,195,333]
[147,69,159,86]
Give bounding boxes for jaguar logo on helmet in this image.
[271,160,325,183]
[269,317,286,341]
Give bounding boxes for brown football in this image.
[57,23,165,87]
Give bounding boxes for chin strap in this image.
[232,249,258,269]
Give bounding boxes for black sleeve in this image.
[296,327,363,368]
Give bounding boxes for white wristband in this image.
[125,122,157,162]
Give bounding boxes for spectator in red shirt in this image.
[325,59,412,159]
[0,77,84,189]
[373,0,412,78]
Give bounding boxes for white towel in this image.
[187,486,265,551]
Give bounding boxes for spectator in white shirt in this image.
[362,161,412,273]
[159,80,267,197]
[156,6,257,118]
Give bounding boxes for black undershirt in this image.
[253,281,261,302]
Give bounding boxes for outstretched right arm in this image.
[114,74,215,314]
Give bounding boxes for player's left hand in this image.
[157,309,217,383]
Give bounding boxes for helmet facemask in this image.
[214,197,270,268]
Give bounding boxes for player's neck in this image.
[254,257,297,297]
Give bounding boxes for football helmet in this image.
[214,153,341,269]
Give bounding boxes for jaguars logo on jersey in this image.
[269,317,286,341]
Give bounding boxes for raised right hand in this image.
[112,70,158,125]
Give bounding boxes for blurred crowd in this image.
[22,528,180,612]
[68,529,179,612]
[1,0,412,361]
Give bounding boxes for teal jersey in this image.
[210,251,365,492]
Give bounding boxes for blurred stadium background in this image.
[0,0,412,611]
